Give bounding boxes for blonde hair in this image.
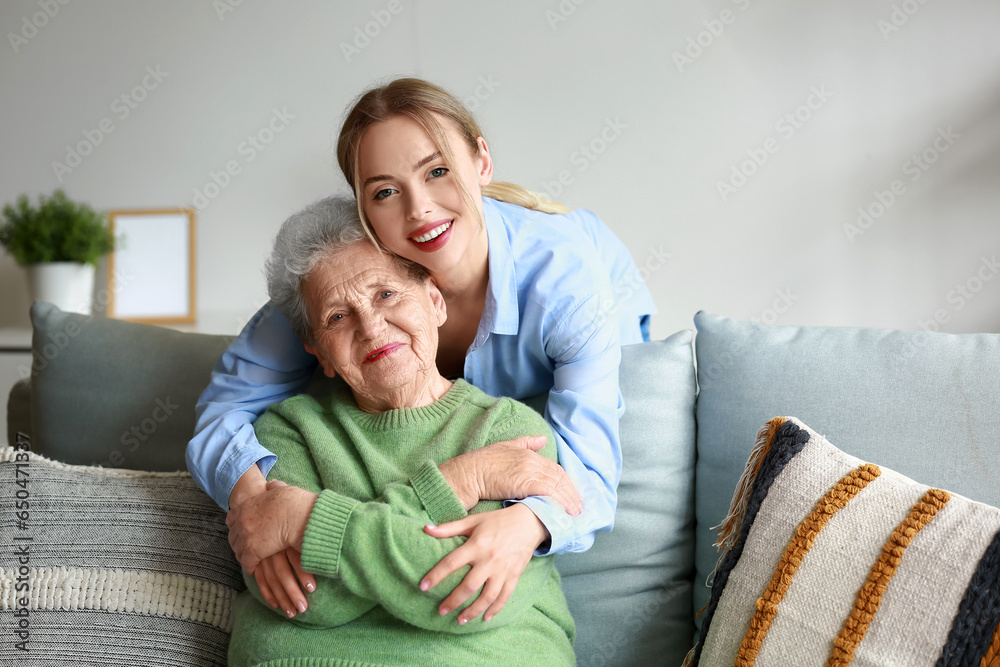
[336,77,571,243]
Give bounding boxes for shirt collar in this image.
[482,197,520,336]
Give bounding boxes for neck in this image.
[432,221,490,303]
[353,372,454,413]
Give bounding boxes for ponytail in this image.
[482,181,572,215]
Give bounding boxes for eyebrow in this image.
[362,151,442,188]
[319,273,399,306]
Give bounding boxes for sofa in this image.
[4,300,999,666]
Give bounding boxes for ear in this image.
[475,136,493,187]
[426,278,447,327]
[303,342,338,379]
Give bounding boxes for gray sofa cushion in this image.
[6,378,30,448]
[555,331,698,667]
[27,300,233,470]
[692,311,1000,627]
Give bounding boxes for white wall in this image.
[1,0,998,338]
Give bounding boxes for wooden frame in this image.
[106,209,196,324]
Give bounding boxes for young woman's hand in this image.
[226,479,317,576]
[420,503,548,624]
[253,547,317,619]
[438,436,583,515]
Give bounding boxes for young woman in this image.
[187,77,656,624]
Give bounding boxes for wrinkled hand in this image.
[439,436,582,515]
[420,503,548,624]
[254,547,317,619]
[226,479,317,575]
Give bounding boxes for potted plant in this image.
[0,189,115,315]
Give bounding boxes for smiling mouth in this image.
[364,343,403,363]
[410,220,453,243]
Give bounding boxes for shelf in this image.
[0,327,31,352]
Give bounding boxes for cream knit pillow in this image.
[0,444,242,666]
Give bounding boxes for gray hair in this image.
[265,195,428,342]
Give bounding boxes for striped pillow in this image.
[688,417,1000,667]
[0,445,243,666]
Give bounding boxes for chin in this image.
[363,364,415,391]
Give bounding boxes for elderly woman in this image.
[226,196,576,666]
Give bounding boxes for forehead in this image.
[359,116,434,170]
[306,244,411,299]
[358,113,465,174]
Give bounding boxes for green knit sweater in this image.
[228,379,576,667]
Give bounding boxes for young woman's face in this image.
[356,114,492,275]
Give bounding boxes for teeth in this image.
[412,221,452,243]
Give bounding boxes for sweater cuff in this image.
[300,490,358,577]
[410,461,467,525]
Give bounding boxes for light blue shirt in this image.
[186,197,656,555]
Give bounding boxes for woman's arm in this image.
[437,288,625,563]
[438,435,582,515]
[524,290,624,555]
[185,302,317,510]
[243,404,561,633]
[230,408,379,628]
[235,432,580,622]
[300,482,557,633]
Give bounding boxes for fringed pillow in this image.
[687,417,1000,667]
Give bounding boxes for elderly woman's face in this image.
[302,242,446,399]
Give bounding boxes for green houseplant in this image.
[0,189,115,314]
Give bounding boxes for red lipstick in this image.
[364,343,404,363]
[407,219,454,253]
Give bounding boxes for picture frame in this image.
[106,209,196,324]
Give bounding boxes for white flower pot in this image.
[27,262,96,315]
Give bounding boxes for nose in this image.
[355,307,385,342]
[404,185,433,222]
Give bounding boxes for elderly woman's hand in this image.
[226,479,318,575]
[438,436,583,516]
[253,547,316,619]
[419,504,548,625]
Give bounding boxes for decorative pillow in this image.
[688,417,1000,667]
[693,311,1000,623]
[554,331,698,667]
[27,300,234,471]
[0,444,244,665]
